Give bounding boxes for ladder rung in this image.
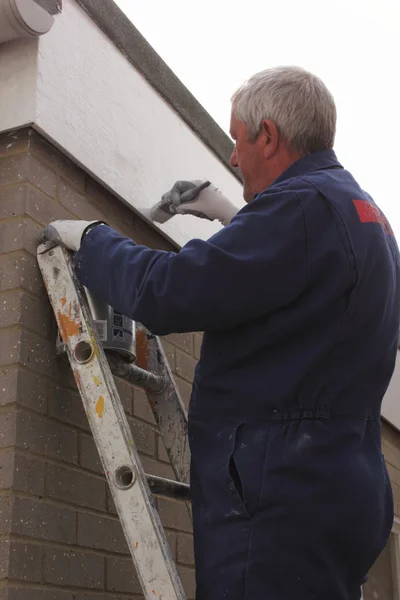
[107,352,166,393]
[146,474,191,500]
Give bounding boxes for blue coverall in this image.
[75,149,400,599]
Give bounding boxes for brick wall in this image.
[0,127,200,599]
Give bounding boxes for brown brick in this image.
[59,180,104,221]
[106,556,141,594]
[0,497,12,534]
[114,377,132,414]
[7,540,42,582]
[28,156,57,198]
[0,185,26,219]
[387,462,400,487]
[165,333,193,355]
[161,339,176,372]
[13,452,45,496]
[5,589,73,600]
[166,530,177,560]
[0,367,47,413]
[26,185,74,225]
[0,291,52,336]
[48,385,90,432]
[16,411,78,464]
[140,454,176,481]
[157,435,170,464]
[383,439,400,468]
[175,350,197,384]
[128,417,156,457]
[133,386,156,425]
[0,218,42,256]
[392,481,400,502]
[30,132,86,193]
[52,358,78,392]
[0,154,30,188]
[0,538,9,579]
[77,513,128,554]
[0,368,19,407]
[177,533,194,566]
[0,127,31,155]
[0,330,22,368]
[47,464,106,511]
[18,330,56,377]
[0,410,17,448]
[178,565,196,600]
[0,253,45,296]
[106,487,117,515]
[0,450,14,489]
[11,496,76,544]
[156,497,192,533]
[193,334,202,360]
[0,153,57,198]
[175,376,192,410]
[44,547,104,589]
[79,433,103,475]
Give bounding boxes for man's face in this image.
[229,112,265,202]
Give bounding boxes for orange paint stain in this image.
[135,541,139,549]
[95,396,105,418]
[58,310,80,342]
[152,591,156,596]
[60,297,67,308]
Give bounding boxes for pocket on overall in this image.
[229,423,270,518]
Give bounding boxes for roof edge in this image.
[75,0,240,182]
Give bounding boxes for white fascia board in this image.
[34,0,244,247]
[0,37,38,132]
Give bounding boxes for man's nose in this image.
[230,146,238,168]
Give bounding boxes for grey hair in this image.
[231,66,337,155]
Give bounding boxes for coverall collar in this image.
[259,149,343,196]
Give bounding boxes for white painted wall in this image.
[0,37,38,132]
[33,0,244,247]
[382,350,400,432]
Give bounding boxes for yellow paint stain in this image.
[93,375,101,386]
[95,396,105,418]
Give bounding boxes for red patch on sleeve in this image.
[353,200,393,236]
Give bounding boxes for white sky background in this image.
[115,0,400,238]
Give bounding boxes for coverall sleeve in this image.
[74,189,307,335]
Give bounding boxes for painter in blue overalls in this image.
[46,66,400,600]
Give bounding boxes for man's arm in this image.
[67,189,307,336]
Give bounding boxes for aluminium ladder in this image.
[37,241,191,600]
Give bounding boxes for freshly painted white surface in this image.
[34,0,244,247]
[0,37,38,132]
[382,350,400,432]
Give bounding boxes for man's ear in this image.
[260,119,280,158]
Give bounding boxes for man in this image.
[45,66,400,600]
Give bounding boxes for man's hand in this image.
[43,220,104,252]
[150,180,239,226]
